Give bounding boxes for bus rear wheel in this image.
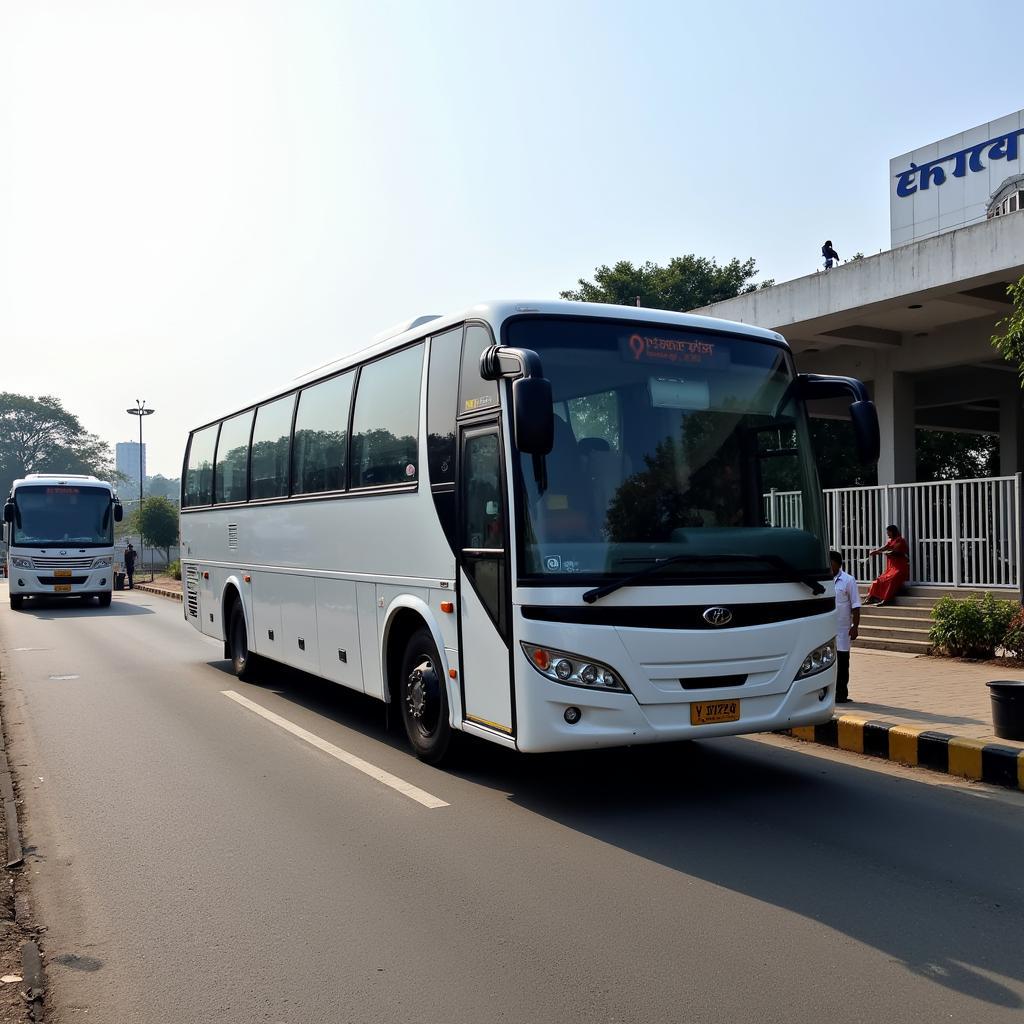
[399,628,452,765]
[229,602,258,681]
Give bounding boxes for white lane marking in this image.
[221,690,449,809]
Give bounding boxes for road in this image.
[0,584,1022,1024]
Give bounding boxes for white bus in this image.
[4,474,124,609]
[180,300,878,762]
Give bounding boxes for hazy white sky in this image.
[1,0,1019,475]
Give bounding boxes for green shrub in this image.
[1001,608,1024,660]
[929,593,1018,658]
[168,559,181,581]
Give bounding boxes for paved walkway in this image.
[846,648,1024,749]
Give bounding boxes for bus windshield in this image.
[507,317,828,584]
[12,486,114,547]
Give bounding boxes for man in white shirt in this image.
[830,550,861,704]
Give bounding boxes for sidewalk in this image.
[783,648,1024,790]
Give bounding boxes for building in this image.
[115,440,147,502]
[695,108,1024,592]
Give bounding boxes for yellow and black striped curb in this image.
[132,584,183,602]
[782,716,1024,791]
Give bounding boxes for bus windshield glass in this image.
[12,486,114,547]
[507,317,828,583]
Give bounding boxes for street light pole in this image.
[126,399,155,581]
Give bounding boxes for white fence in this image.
[765,475,1022,590]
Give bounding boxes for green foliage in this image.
[915,429,998,481]
[168,559,182,581]
[130,496,179,560]
[991,275,1024,380]
[929,593,1018,659]
[808,420,878,489]
[560,255,770,311]
[0,392,116,499]
[146,475,181,500]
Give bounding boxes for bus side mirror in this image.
[850,400,880,466]
[113,502,124,523]
[2,502,13,524]
[512,377,554,455]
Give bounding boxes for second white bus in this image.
[180,300,878,762]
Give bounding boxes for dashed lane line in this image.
[220,690,449,809]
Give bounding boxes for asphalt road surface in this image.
[1,583,1022,1024]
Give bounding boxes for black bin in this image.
[114,572,126,591]
[987,680,1024,741]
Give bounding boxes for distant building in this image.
[116,441,146,501]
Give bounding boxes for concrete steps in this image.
[850,586,1018,655]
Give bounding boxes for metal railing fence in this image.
[764,474,1022,589]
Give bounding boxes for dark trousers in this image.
[836,650,850,701]
[126,566,134,589]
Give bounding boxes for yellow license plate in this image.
[690,700,741,726]
[54,569,72,578]
[54,584,72,593]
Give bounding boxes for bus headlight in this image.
[522,643,628,692]
[92,556,113,568]
[796,639,837,679]
[11,557,31,569]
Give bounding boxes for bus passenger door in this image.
[459,425,514,738]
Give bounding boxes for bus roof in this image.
[12,474,115,493]
[194,299,789,431]
[291,299,787,388]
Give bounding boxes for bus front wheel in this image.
[229,602,258,681]
[9,594,23,611]
[97,592,112,608]
[399,628,452,765]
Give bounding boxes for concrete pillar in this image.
[999,390,1022,477]
[874,366,916,484]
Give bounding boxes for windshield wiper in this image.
[582,553,826,604]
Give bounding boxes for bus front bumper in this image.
[8,569,113,597]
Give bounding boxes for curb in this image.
[782,715,1024,791]
[132,584,182,602]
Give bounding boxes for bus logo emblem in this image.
[702,607,733,627]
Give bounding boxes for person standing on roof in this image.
[822,240,840,269]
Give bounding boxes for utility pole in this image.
[126,400,155,581]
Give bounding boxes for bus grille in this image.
[39,576,88,585]
[32,556,94,569]
[185,565,200,618]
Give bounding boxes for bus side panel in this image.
[357,582,384,700]
[279,574,321,675]
[200,567,218,638]
[315,577,364,691]
[251,572,283,662]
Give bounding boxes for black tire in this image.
[228,602,258,681]
[9,594,23,610]
[399,627,453,764]
[97,592,112,608]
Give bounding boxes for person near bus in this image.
[864,525,909,606]
[124,543,137,590]
[822,240,840,269]
[830,550,860,704]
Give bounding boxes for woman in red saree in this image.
[865,525,910,605]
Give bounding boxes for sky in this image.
[1,0,1020,477]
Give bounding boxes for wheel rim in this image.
[405,656,440,737]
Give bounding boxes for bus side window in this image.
[458,324,499,417]
[427,326,463,485]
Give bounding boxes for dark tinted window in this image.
[214,411,253,504]
[184,425,217,506]
[351,344,423,488]
[459,323,499,416]
[250,395,295,499]
[427,327,462,484]
[293,372,354,494]
[462,430,506,632]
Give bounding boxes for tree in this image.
[131,496,179,565]
[560,255,773,311]
[0,393,116,499]
[992,275,1024,378]
[146,475,181,501]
